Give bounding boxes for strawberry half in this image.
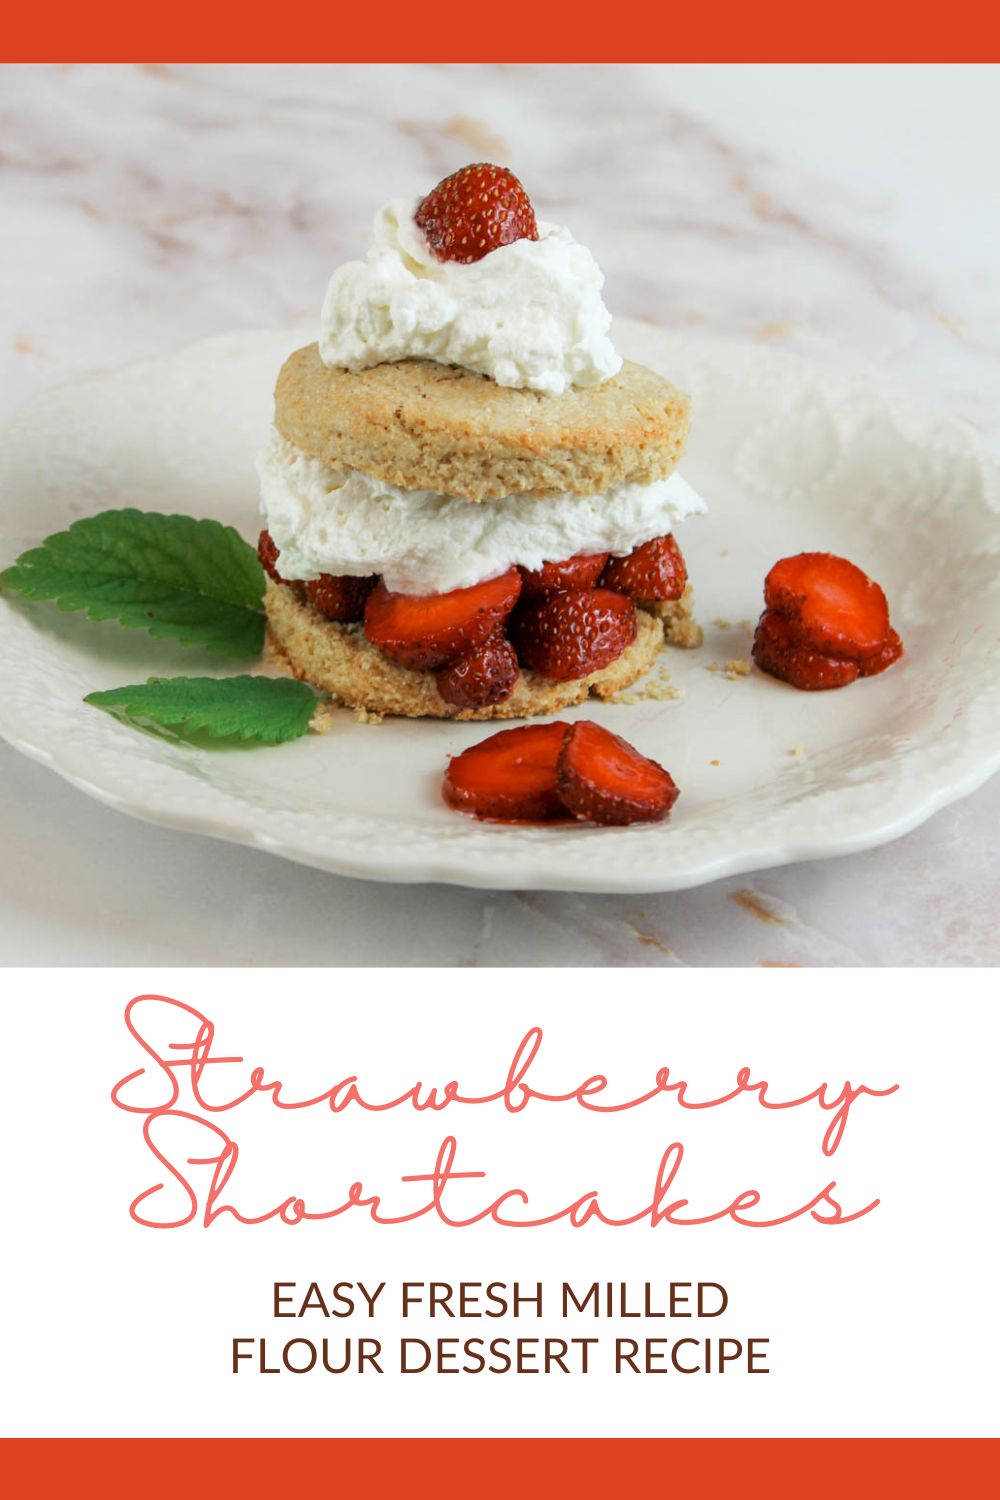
[858,627,904,678]
[601,534,688,602]
[557,720,680,826]
[415,163,538,265]
[305,573,376,623]
[752,609,860,691]
[436,632,519,710]
[443,722,570,821]
[258,530,285,584]
[511,587,637,682]
[364,569,522,671]
[764,552,890,660]
[519,553,610,603]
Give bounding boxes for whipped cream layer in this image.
[318,196,622,395]
[258,430,706,596]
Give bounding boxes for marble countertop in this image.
[1,62,997,966]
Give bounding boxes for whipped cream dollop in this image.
[318,196,622,395]
[258,431,706,596]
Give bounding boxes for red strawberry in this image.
[364,569,522,671]
[557,720,680,826]
[443,722,570,822]
[601,534,688,602]
[436,632,519,710]
[858,627,904,678]
[752,609,859,691]
[511,587,636,682]
[519,552,610,602]
[764,553,890,660]
[305,573,376,623]
[415,163,538,265]
[257,529,285,584]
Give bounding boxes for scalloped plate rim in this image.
[2,725,997,893]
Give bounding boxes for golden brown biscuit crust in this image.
[273,344,690,502]
[265,581,698,721]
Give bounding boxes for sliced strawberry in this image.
[364,569,522,671]
[305,573,376,623]
[257,530,285,584]
[557,720,680,826]
[601,534,688,602]
[443,722,570,821]
[511,587,637,682]
[764,553,890,660]
[519,552,610,602]
[436,632,519,709]
[415,163,538,265]
[858,627,904,678]
[752,609,859,691]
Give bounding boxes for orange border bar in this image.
[3,1438,998,1493]
[1,3,998,62]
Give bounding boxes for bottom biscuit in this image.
[264,579,700,722]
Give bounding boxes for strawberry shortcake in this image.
[258,164,707,720]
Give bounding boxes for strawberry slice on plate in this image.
[752,608,860,691]
[443,722,570,821]
[436,632,520,709]
[858,627,904,677]
[764,552,890,660]
[364,569,522,671]
[305,572,376,623]
[601,534,687,602]
[415,163,538,265]
[511,587,636,681]
[557,720,680,826]
[519,552,610,602]
[443,719,681,826]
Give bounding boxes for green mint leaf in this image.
[84,676,321,746]
[0,509,265,657]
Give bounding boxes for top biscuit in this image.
[273,343,690,501]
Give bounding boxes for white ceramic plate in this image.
[0,322,997,892]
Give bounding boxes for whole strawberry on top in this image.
[415,163,539,265]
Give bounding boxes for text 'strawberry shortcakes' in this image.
[258,164,708,720]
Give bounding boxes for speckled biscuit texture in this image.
[265,580,699,721]
[646,591,704,649]
[273,344,691,501]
